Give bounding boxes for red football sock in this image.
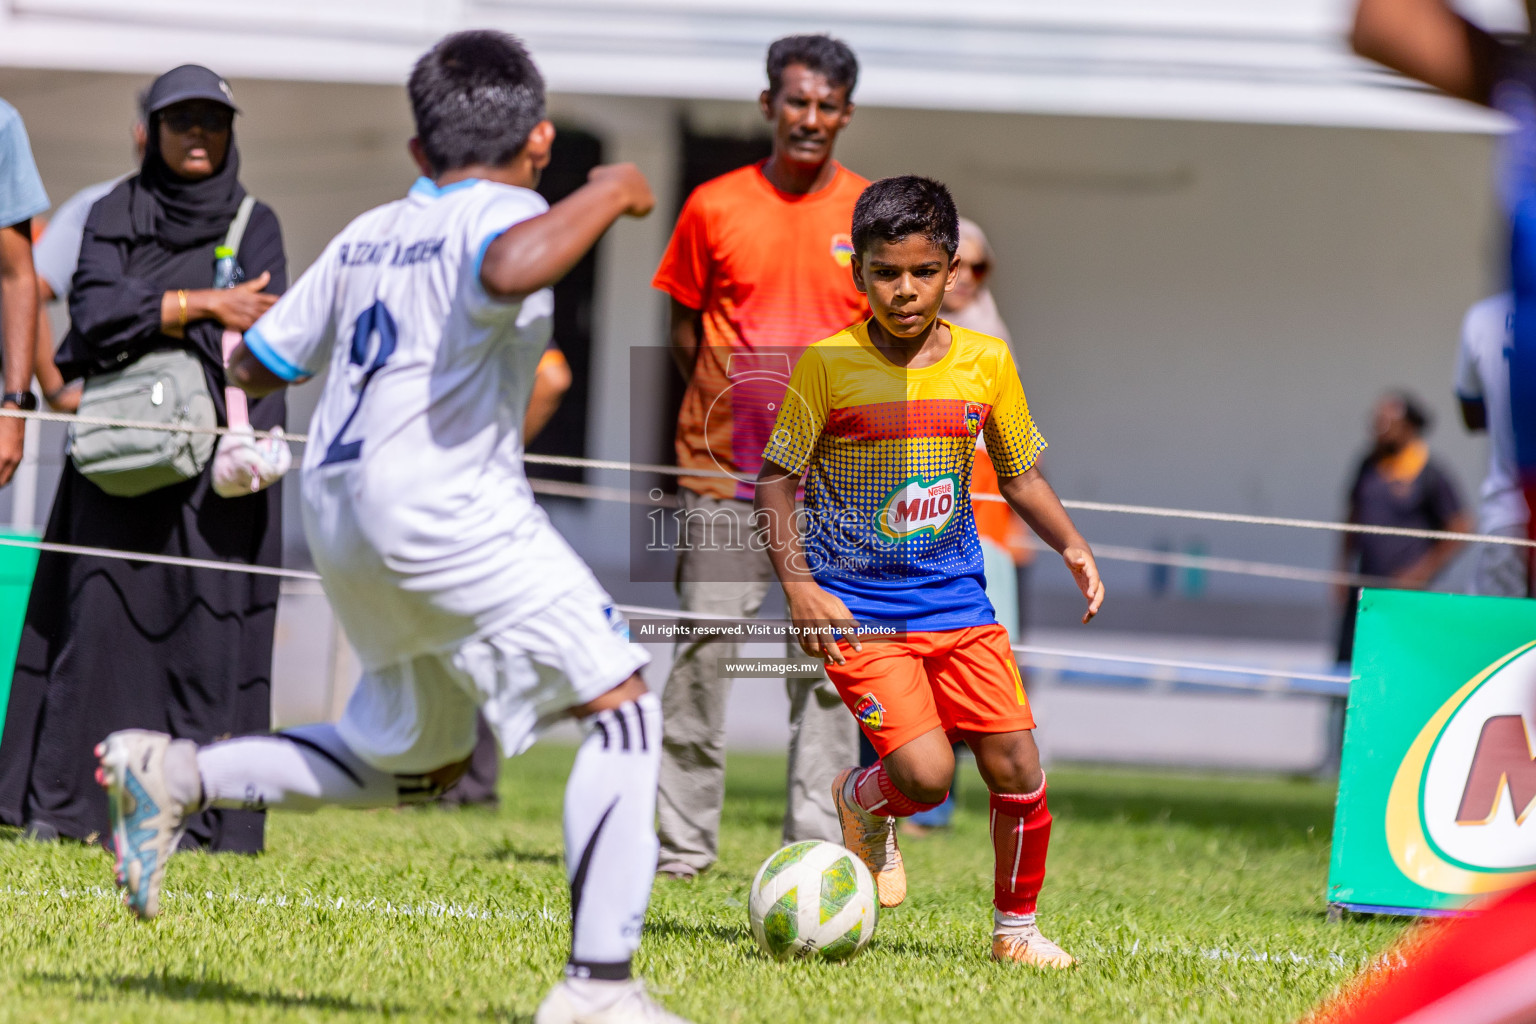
[990,775,1051,917]
[848,762,944,818]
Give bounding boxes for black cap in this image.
[143,65,238,115]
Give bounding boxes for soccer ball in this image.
[748,840,878,962]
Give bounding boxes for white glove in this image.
[212,423,293,498]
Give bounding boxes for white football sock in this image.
[161,738,204,809]
[994,909,1038,932]
[563,693,662,980]
[196,724,399,812]
[560,977,637,1014]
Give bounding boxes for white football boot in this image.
[95,729,201,920]
[535,979,692,1024]
[991,922,1078,969]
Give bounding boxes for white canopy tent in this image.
[0,0,1521,131]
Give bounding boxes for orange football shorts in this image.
[824,623,1035,758]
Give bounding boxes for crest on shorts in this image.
[853,693,884,732]
[602,604,631,642]
[964,402,984,436]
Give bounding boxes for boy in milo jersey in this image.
[757,175,1105,969]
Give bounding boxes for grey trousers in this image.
[656,492,859,872]
[1470,524,1530,598]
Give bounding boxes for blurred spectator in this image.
[0,66,286,851]
[943,216,1034,637]
[1335,392,1469,665]
[901,216,1032,836]
[1351,0,1536,599]
[649,34,865,877]
[0,97,47,484]
[1455,293,1527,596]
[29,105,146,412]
[437,343,572,810]
[945,218,1012,343]
[523,344,572,440]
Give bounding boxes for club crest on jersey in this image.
[964,402,984,436]
[603,604,631,642]
[875,473,959,542]
[853,693,884,731]
[830,234,855,268]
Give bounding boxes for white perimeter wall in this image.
[0,70,1503,610]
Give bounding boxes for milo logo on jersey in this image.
[876,473,959,543]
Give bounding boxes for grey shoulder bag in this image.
[70,196,256,497]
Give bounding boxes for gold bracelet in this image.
[177,289,188,328]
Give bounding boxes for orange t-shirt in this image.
[971,437,1035,566]
[652,162,870,499]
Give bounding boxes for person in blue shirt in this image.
[30,103,144,412]
[0,97,47,483]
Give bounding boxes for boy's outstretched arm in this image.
[1351,0,1505,105]
[998,465,1105,624]
[480,163,654,301]
[754,463,863,664]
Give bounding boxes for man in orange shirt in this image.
[650,34,867,878]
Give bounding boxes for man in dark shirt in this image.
[1337,391,1470,663]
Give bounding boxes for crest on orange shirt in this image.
[830,234,855,267]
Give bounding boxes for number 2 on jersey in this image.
[320,301,397,466]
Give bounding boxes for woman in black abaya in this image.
[0,66,287,851]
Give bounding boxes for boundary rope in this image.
[0,529,1353,690]
[524,477,1393,588]
[3,405,1525,547]
[1010,644,1345,686]
[612,602,1347,690]
[1053,498,1529,548]
[0,534,322,582]
[519,449,1536,547]
[0,406,294,443]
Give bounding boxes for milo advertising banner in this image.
[1329,588,1536,915]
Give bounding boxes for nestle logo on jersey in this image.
[338,237,446,269]
[875,474,959,542]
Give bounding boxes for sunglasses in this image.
[160,108,233,134]
[959,259,990,277]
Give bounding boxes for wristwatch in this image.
[1,392,37,410]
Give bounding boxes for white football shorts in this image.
[335,575,649,774]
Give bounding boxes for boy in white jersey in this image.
[94,31,689,1024]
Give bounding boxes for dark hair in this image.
[407,30,546,175]
[1390,391,1432,433]
[766,35,859,100]
[851,176,959,259]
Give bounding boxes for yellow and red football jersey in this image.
[762,320,1045,630]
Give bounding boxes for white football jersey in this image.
[246,177,594,670]
[1455,293,1526,533]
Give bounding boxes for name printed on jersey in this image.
[338,237,447,269]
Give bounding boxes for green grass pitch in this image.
[0,747,1408,1022]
